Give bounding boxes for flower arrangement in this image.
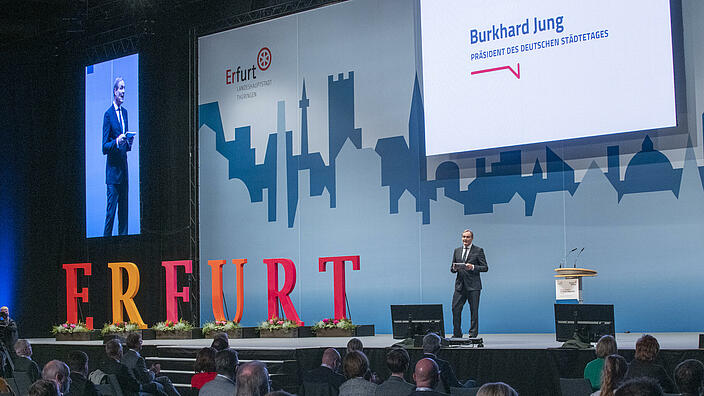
[312,318,356,331]
[51,322,92,335]
[153,319,193,332]
[100,321,140,336]
[256,317,300,331]
[202,320,240,336]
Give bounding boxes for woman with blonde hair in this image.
[592,354,627,396]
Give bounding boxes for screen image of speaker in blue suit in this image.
[85,54,140,238]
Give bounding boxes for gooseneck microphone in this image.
[574,247,585,268]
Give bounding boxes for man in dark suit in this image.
[375,348,414,396]
[199,348,238,396]
[421,333,475,393]
[102,77,134,237]
[450,229,488,338]
[66,350,98,396]
[13,339,41,383]
[409,358,446,396]
[99,339,164,396]
[42,360,71,396]
[122,333,179,396]
[299,347,345,395]
[236,361,270,396]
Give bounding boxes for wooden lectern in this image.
[554,268,597,303]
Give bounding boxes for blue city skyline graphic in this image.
[198,72,704,228]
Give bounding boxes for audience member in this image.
[674,359,704,396]
[199,348,238,396]
[65,350,98,396]
[584,335,618,391]
[123,333,179,396]
[476,382,518,396]
[41,360,71,396]
[614,377,664,396]
[191,347,218,389]
[375,348,414,396]
[265,391,292,396]
[624,335,674,393]
[98,339,143,396]
[339,350,376,396]
[422,332,475,392]
[236,361,270,396]
[299,347,345,395]
[345,337,380,383]
[28,379,60,396]
[347,338,363,354]
[593,354,627,396]
[210,332,230,352]
[409,358,446,396]
[13,339,41,382]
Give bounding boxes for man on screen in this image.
[102,77,133,236]
[450,229,488,338]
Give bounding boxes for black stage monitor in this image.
[555,304,615,342]
[390,304,445,339]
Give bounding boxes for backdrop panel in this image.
[198,0,704,333]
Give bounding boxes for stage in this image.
[25,332,704,349]
[25,332,704,396]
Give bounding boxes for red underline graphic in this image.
[471,63,521,79]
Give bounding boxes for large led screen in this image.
[85,54,140,238]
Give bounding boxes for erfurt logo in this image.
[225,47,271,85]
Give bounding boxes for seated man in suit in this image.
[421,333,475,393]
[299,347,345,395]
[235,361,270,396]
[41,360,71,396]
[13,339,41,382]
[409,358,446,396]
[199,348,238,396]
[66,351,98,396]
[375,348,414,396]
[99,339,164,396]
[674,359,704,396]
[123,333,179,396]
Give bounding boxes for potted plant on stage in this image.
[257,317,301,338]
[202,320,243,339]
[153,319,201,339]
[312,318,357,337]
[51,322,98,341]
[101,321,141,342]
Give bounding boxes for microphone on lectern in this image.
[574,247,585,268]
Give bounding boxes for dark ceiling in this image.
[0,0,295,52]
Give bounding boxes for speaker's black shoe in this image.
[452,334,463,339]
[468,333,478,338]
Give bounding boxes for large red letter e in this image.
[62,263,93,329]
